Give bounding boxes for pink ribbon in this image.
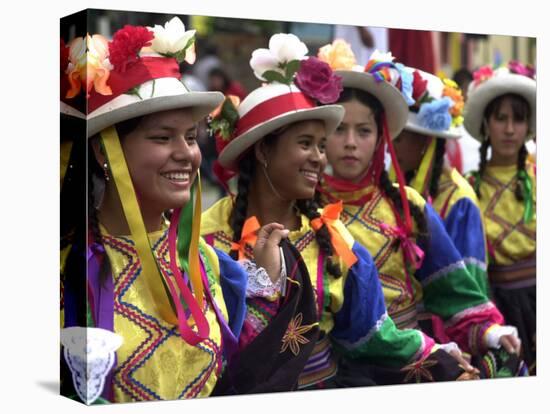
[379,222,425,296]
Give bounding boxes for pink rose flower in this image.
[295,57,343,104]
[473,65,494,86]
[508,60,536,79]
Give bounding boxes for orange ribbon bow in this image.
[310,201,358,268]
[231,216,261,260]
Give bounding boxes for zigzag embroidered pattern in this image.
[484,174,535,260]
[103,233,217,400]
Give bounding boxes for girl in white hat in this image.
[60,18,287,404]
[202,33,471,389]
[317,41,522,378]
[464,62,536,374]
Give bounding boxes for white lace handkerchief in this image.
[60,327,123,405]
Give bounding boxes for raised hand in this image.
[253,223,290,283]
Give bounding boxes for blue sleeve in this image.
[443,198,486,264]
[415,203,488,319]
[214,247,247,338]
[416,203,468,280]
[331,242,426,364]
[331,242,388,345]
[443,198,489,295]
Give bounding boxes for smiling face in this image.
[326,99,379,183]
[260,120,327,200]
[118,108,201,213]
[485,95,530,165]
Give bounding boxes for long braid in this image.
[379,169,428,241]
[296,195,342,278]
[475,139,490,198]
[88,141,112,286]
[61,137,87,326]
[428,138,447,199]
[515,144,528,201]
[229,154,255,260]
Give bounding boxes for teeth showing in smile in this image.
[162,172,190,181]
[300,170,319,181]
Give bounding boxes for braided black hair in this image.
[229,153,256,261]
[296,196,342,278]
[379,169,428,241]
[229,130,342,277]
[428,138,447,199]
[515,144,528,201]
[61,122,87,326]
[474,138,490,198]
[337,87,428,240]
[88,139,112,286]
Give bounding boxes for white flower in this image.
[250,33,308,81]
[368,49,395,63]
[149,17,196,56]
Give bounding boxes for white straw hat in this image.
[464,63,536,142]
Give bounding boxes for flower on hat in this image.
[66,34,113,99]
[368,50,395,64]
[412,70,428,102]
[364,50,399,84]
[508,60,536,79]
[363,51,415,106]
[148,17,196,64]
[317,39,356,70]
[108,25,155,72]
[60,39,70,73]
[295,57,343,104]
[209,95,241,153]
[441,77,464,126]
[417,97,453,132]
[472,65,494,86]
[395,63,415,106]
[250,33,308,83]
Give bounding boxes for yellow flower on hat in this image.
[317,39,356,70]
[442,77,464,122]
[442,77,459,89]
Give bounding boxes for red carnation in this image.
[60,38,69,73]
[108,25,154,72]
[412,70,428,102]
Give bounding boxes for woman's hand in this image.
[253,223,289,283]
[499,334,522,355]
[447,348,479,375]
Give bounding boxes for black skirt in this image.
[489,258,536,374]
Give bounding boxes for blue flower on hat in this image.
[417,97,453,131]
[396,63,415,106]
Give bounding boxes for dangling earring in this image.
[261,158,285,200]
[103,162,110,181]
